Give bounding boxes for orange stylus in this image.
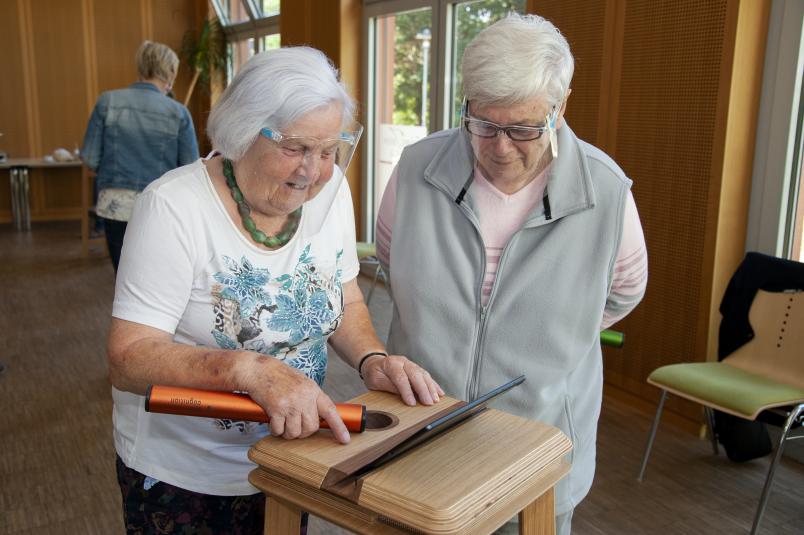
[145,385,366,433]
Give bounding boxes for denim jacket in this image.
[81,82,199,192]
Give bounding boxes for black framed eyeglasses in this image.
[461,100,551,142]
[463,116,547,141]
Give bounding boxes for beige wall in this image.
[0,0,206,223]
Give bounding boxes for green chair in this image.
[638,289,804,535]
[356,241,389,305]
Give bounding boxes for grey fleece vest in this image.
[386,124,631,513]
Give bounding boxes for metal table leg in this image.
[20,167,30,230]
[9,166,31,231]
[10,168,21,229]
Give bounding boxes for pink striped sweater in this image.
[376,164,647,329]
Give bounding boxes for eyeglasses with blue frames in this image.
[260,124,363,173]
[461,100,556,142]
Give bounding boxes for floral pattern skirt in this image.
[116,456,308,534]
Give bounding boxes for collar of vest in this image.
[423,123,596,225]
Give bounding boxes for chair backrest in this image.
[724,289,804,389]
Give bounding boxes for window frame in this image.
[360,0,475,240]
[746,0,804,259]
[212,0,280,82]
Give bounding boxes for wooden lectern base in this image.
[249,391,571,535]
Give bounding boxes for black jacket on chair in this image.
[715,252,804,461]
[719,252,804,359]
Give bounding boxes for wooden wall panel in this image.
[28,0,87,218]
[0,0,206,224]
[92,1,142,94]
[530,0,607,145]
[150,0,209,151]
[704,0,771,373]
[607,0,729,417]
[150,0,198,106]
[524,1,770,424]
[0,0,30,220]
[31,0,89,156]
[36,168,82,213]
[0,0,31,158]
[280,0,364,237]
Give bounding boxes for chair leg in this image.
[638,390,668,482]
[704,406,719,455]
[366,264,380,305]
[750,403,804,535]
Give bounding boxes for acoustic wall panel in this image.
[529,0,768,424]
[531,1,607,145]
[608,0,729,408]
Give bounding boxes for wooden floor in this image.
[1,221,802,535]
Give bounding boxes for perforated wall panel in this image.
[532,1,606,144]
[608,0,728,407]
[531,1,733,416]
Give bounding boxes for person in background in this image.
[81,40,199,272]
[107,46,443,535]
[376,14,647,534]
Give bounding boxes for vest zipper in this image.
[452,200,488,402]
[454,189,529,401]
[467,305,488,400]
[467,230,520,400]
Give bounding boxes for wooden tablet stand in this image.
[249,390,571,534]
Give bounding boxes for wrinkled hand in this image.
[361,354,445,406]
[243,355,350,444]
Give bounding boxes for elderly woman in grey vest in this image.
[375,14,647,534]
[106,46,443,535]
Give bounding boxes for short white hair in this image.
[208,46,355,161]
[461,13,574,108]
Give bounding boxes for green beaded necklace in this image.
[222,158,302,248]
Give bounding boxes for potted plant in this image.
[181,17,226,106]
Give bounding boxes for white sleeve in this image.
[338,180,361,283]
[113,188,196,335]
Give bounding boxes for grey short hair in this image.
[136,40,179,83]
[207,46,356,161]
[461,13,574,108]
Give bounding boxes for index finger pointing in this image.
[318,396,350,444]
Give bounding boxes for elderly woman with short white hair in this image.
[377,14,648,535]
[107,46,443,535]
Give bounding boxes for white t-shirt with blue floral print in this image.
[111,158,360,496]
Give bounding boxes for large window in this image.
[211,0,280,81]
[368,6,432,226]
[747,0,804,262]
[363,0,525,240]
